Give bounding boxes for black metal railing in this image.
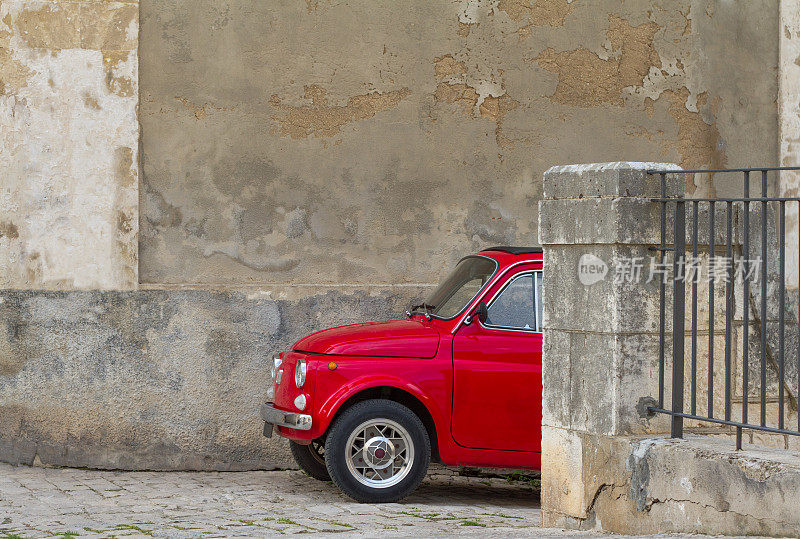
[648,166,800,449]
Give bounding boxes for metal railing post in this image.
[672,198,686,438]
[761,171,768,427]
[658,173,667,408]
[740,171,750,450]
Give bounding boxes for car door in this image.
[451,269,543,452]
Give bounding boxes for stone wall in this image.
[0,287,424,470]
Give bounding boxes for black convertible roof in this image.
[481,246,543,255]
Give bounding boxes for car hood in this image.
[292,319,440,358]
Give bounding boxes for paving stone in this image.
[0,462,728,538]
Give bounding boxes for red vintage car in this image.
[260,247,543,502]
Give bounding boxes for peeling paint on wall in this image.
[662,88,726,194]
[15,1,137,51]
[103,51,136,98]
[0,9,31,95]
[498,0,576,38]
[433,54,519,148]
[433,54,467,78]
[534,15,661,107]
[434,82,479,115]
[269,85,411,139]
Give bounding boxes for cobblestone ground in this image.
[0,463,729,538]
[0,463,555,538]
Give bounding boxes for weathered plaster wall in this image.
[139,0,778,286]
[0,287,425,470]
[0,0,139,290]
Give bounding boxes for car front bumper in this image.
[259,404,312,438]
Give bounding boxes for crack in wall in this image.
[175,96,233,120]
[532,13,728,195]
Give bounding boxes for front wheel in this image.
[290,439,330,481]
[325,399,430,503]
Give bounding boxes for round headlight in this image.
[295,358,307,388]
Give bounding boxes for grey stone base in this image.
[543,433,800,537]
[0,287,425,470]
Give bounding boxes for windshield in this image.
[423,256,497,319]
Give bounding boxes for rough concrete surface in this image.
[0,0,139,289]
[573,435,800,537]
[0,287,426,470]
[139,0,778,286]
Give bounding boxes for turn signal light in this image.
[294,394,307,411]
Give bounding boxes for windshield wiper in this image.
[407,303,436,320]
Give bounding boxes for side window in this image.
[535,272,543,332]
[484,273,537,331]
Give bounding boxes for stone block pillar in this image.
[780,0,800,289]
[537,162,682,526]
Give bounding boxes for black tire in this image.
[325,399,430,503]
[290,439,330,481]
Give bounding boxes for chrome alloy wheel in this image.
[310,439,325,466]
[345,418,414,488]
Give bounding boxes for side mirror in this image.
[465,301,489,325]
[476,301,488,324]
